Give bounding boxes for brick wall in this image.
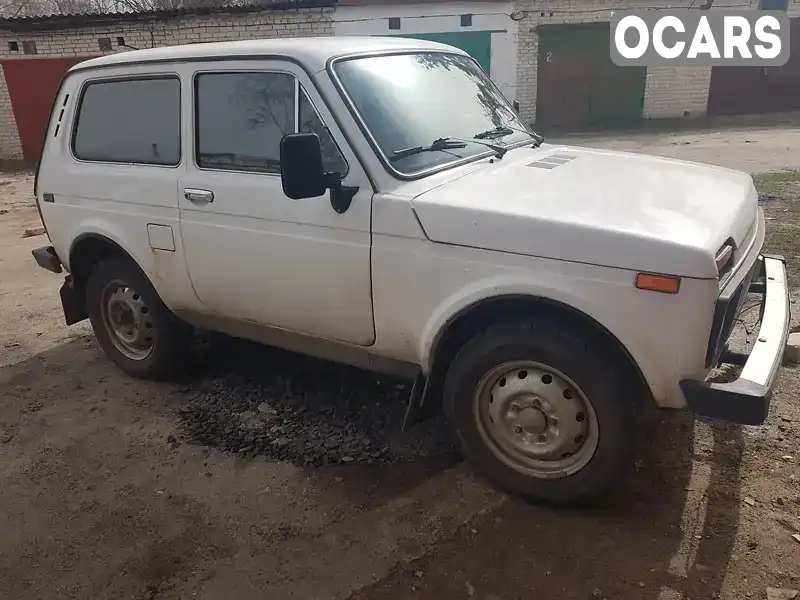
[643,65,712,119]
[0,64,21,159]
[0,7,333,160]
[515,0,800,124]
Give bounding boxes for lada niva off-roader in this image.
[32,37,790,504]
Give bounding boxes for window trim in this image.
[70,73,182,168]
[298,82,351,179]
[192,69,349,178]
[327,50,534,182]
[65,54,378,194]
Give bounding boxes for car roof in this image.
[69,35,468,73]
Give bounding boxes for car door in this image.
[177,60,376,346]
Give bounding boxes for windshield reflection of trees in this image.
[412,52,521,130]
[338,52,528,172]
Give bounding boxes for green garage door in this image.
[394,31,492,74]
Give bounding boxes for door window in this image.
[195,71,347,176]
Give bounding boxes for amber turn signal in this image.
[635,273,681,294]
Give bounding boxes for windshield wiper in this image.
[474,126,515,140]
[391,138,467,162]
[391,136,507,162]
[475,125,545,147]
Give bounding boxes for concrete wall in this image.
[514,0,800,124]
[334,1,518,101]
[0,8,333,160]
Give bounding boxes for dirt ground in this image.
[2,124,800,600]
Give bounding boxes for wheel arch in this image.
[57,232,147,327]
[69,232,140,286]
[421,293,657,414]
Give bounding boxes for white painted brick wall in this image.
[0,64,21,160]
[515,0,800,124]
[0,7,333,160]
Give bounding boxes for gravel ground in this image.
[1,122,800,600]
[176,337,456,466]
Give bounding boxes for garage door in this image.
[394,31,493,73]
[2,56,94,162]
[707,18,800,116]
[535,24,647,130]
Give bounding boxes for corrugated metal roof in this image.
[0,0,334,31]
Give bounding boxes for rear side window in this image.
[72,76,181,166]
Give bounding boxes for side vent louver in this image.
[53,93,69,138]
[528,152,578,170]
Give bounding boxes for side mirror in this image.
[280,133,327,200]
[513,100,520,113]
[279,132,359,214]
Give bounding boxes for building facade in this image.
[334,0,518,105]
[0,3,334,162]
[0,0,799,161]
[514,0,800,129]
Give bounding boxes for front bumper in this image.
[680,254,790,425]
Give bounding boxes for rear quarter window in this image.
[71,76,181,166]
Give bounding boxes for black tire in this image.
[442,317,636,506]
[86,255,192,380]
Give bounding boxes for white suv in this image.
[32,36,789,504]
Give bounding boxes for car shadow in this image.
[183,335,745,600]
[1,332,461,509]
[348,396,744,600]
[0,333,745,600]
[0,334,463,599]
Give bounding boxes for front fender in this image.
[418,273,673,405]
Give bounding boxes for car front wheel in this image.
[443,317,636,505]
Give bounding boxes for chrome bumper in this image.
[680,255,790,425]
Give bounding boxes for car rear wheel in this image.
[86,256,192,380]
[443,317,636,505]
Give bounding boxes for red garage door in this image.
[2,57,95,162]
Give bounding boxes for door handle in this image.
[184,188,214,204]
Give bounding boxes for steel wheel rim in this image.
[100,279,156,361]
[472,360,599,479]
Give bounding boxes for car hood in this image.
[409,144,759,279]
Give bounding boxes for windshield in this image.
[332,52,537,176]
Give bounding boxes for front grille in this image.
[705,257,761,368]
